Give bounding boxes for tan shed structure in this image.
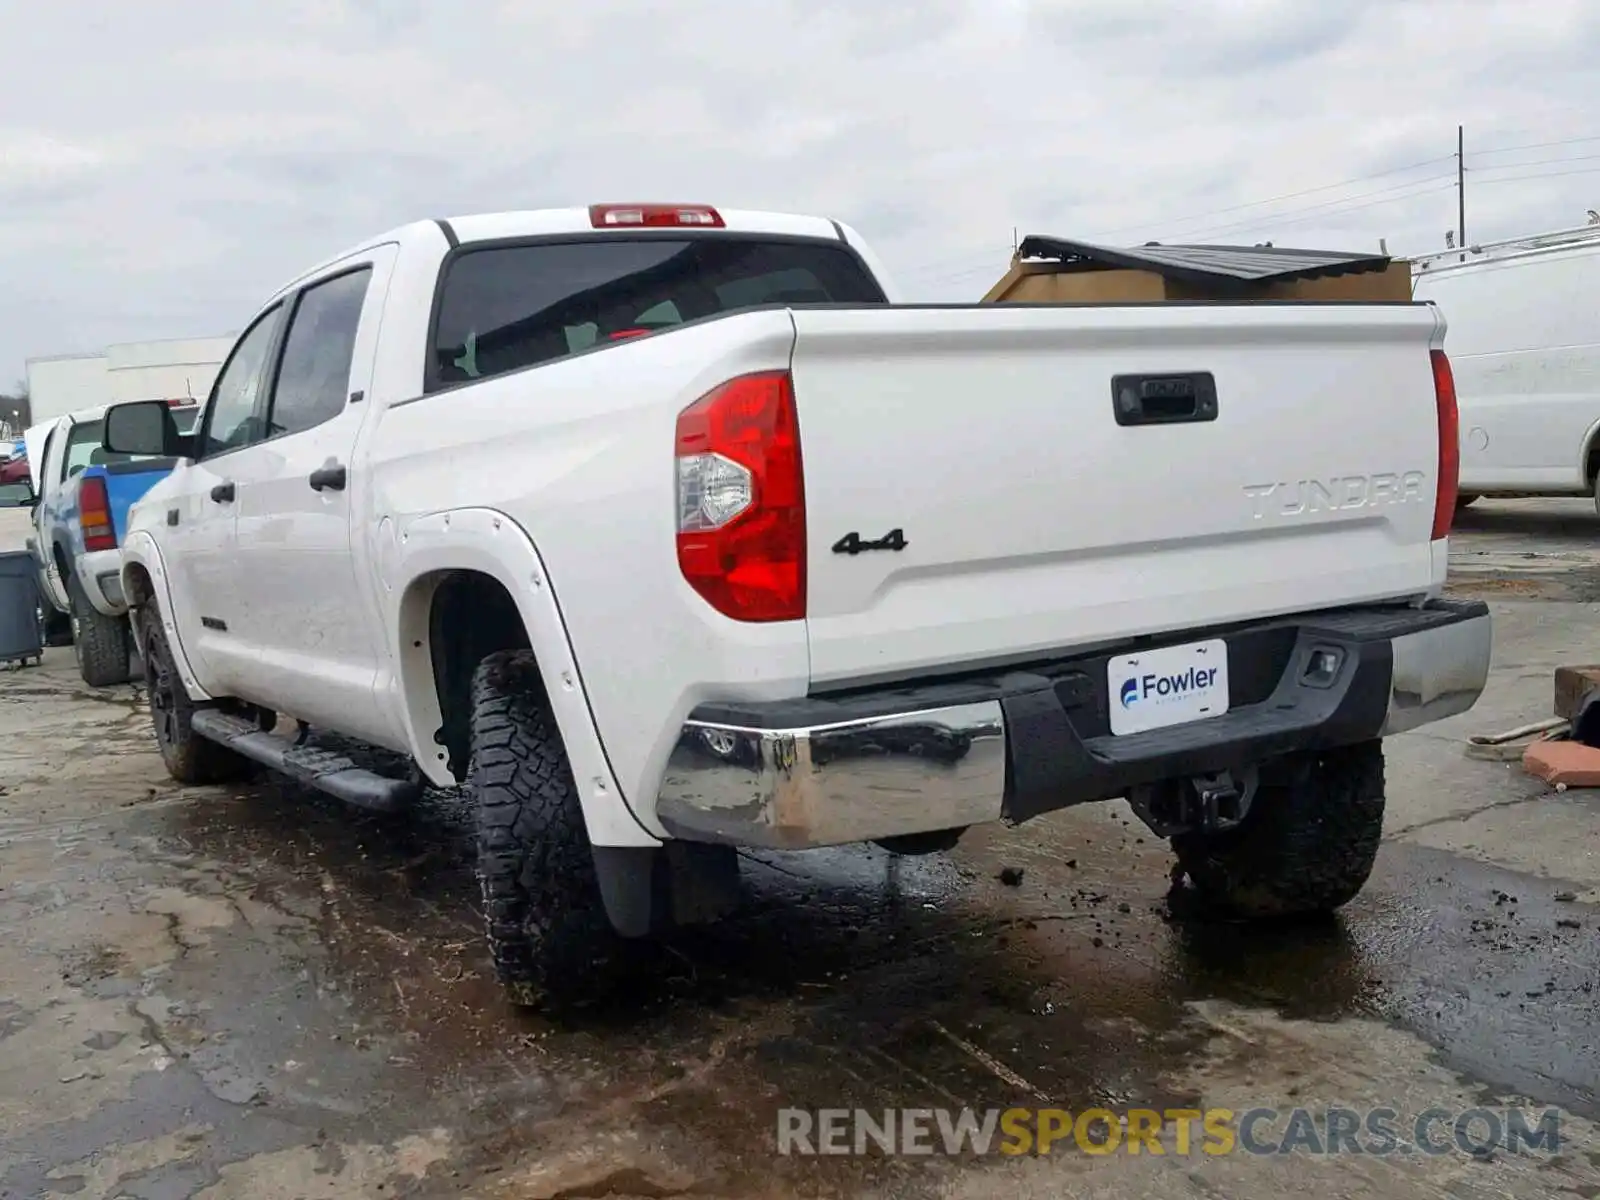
[984,236,1413,304]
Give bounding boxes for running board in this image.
[189,710,420,812]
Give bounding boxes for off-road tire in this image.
[138,602,253,785]
[471,649,615,1008]
[1171,740,1385,918]
[69,574,133,687]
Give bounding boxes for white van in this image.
[1411,222,1600,510]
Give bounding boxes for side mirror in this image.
[104,399,193,459]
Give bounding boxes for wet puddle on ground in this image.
[88,760,1595,1194]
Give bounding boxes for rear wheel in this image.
[68,575,133,687]
[1171,740,1385,918]
[470,649,617,1007]
[139,602,253,785]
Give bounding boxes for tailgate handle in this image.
[1112,373,1218,426]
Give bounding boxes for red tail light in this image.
[1430,349,1459,541]
[590,203,724,229]
[79,475,116,552]
[675,371,805,622]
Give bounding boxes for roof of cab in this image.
[440,206,841,246]
[293,205,844,289]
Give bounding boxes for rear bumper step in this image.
[655,599,1492,849]
[189,710,420,812]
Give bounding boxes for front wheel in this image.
[1171,740,1385,918]
[470,649,617,1007]
[138,602,254,785]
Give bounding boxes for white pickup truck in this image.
[103,203,1492,1006]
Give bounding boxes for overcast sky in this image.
[1,0,1596,385]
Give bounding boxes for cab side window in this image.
[267,269,371,437]
[199,305,283,459]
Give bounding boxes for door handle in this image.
[210,481,235,503]
[309,462,347,492]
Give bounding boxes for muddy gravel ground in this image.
[4,499,1600,1198]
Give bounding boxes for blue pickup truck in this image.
[29,403,199,685]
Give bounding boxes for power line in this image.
[1472,164,1600,186]
[1095,135,1597,243]
[1472,151,1600,172]
[898,246,1014,281]
[1087,154,1455,239]
[1193,166,1600,242]
[904,138,1600,287]
[1472,132,1600,156]
[916,259,1015,288]
[1168,145,1600,242]
[1181,175,1456,240]
[1184,185,1458,241]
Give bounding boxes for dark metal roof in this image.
[1014,235,1393,286]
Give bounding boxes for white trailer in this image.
[106,335,235,405]
[26,335,235,425]
[24,353,109,425]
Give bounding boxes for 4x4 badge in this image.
[831,528,908,555]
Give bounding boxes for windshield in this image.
[430,236,886,391]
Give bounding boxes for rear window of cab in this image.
[428,236,886,392]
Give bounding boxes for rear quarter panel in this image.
[365,308,811,837]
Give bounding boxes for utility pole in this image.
[1457,124,1466,259]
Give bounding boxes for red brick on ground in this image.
[1523,739,1600,787]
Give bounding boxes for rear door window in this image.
[430,237,885,391]
[267,268,372,437]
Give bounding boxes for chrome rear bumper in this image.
[657,703,1007,849]
[655,601,1492,850]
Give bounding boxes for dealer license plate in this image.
[1108,638,1229,736]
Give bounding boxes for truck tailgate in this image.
[790,303,1447,684]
